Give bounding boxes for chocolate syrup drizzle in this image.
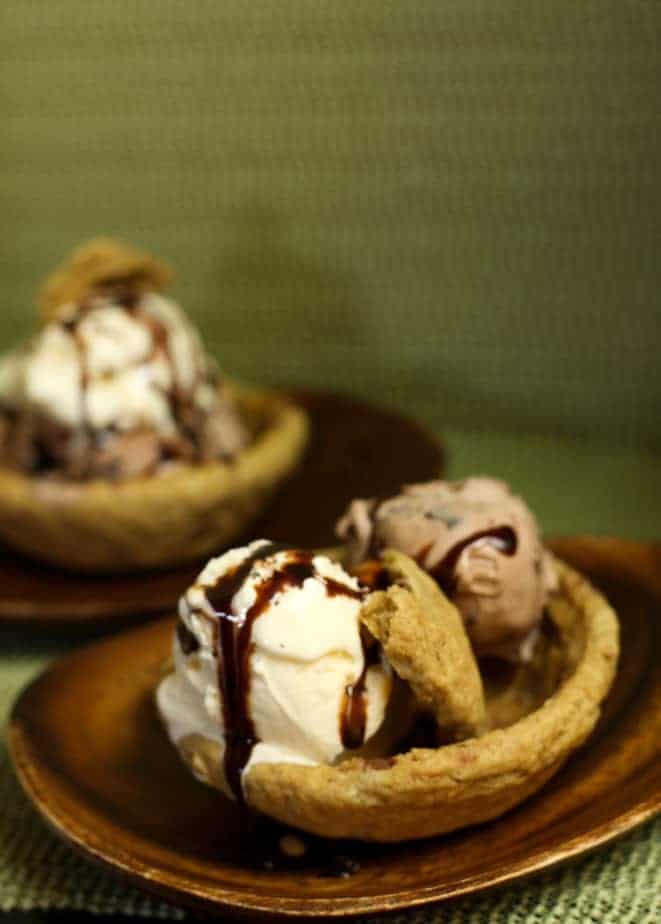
[176,619,200,656]
[351,559,391,592]
[203,544,368,801]
[429,526,518,595]
[58,307,95,466]
[338,560,391,750]
[58,285,206,461]
[131,302,188,430]
[339,634,381,750]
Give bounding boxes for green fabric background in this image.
[1,1,660,448]
[0,2,659,919]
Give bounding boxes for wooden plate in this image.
[9,537,660,919]
[0,390,442,626]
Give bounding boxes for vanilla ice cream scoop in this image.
[337,478,557,661]
[157,540,398,802]
[0,240,249,480]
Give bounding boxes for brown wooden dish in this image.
[9,537,660,919]
[0,389,443,626]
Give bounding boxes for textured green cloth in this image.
[1,1,660,449]
[1,428,659,919]
[444,429,661,542]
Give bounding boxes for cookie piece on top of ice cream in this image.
[157,537,487,805]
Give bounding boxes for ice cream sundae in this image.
[0,240,308,570]
[157,482,618,843]
[0,239,248,480]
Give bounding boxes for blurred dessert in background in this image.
[0,239,249,481]
[0,240,308,571]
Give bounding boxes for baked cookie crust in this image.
[360,549,486,739]
[243,557,618,841]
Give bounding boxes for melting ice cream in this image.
[157,540,399,801]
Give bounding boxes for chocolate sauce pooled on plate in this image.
[204,544,365,800]
[431,526,517,595]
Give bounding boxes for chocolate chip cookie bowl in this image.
[156,480,619,843]
[0,240,308,572]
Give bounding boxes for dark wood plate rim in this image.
[7,536,661,918]
[8,747,658,919]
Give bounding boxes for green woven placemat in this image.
[1,428,659,921]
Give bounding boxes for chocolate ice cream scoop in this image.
[337,478,557,661]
